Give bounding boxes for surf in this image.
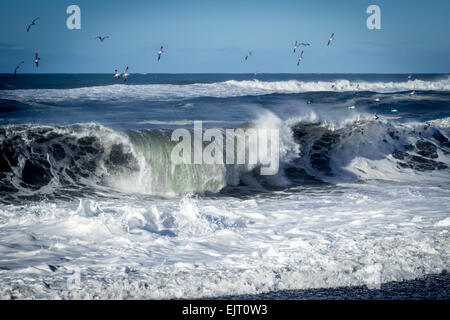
[1,113,449,203]
[2,77,450,103]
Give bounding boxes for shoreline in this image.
[214,272,450,300]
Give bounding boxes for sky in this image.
[0,0,449,73]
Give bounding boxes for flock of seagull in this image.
[12,18,414,119]
[13,16,338,79]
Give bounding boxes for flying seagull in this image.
[327,33,335,46]
[374,113,379,120]
[407,74,412,80]
[114,69,122,78]
[34,53,40,68]
[300,42,310,47]
[245,51,252,60]
[14,61,24,78]
[27,17,39,32]
[297,51,304,66]
[123,66,129,81]
[157,46,164,61]
[95,36,110,42]
[293,41,299,53]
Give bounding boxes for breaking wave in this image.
[1,77,449,103]
[1,112,450,202]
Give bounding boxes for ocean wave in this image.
[1,113,450,201]
[1,77,449,102]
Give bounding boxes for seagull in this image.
[407,74,412,80]
[114,69,122,78]
[157,46,164,61]
[95,36,109,42]
[34,53,40,68]
[14,61,24,78]
[374,113,379,120]
[300,43,310,47]
[410,91,416,95]
[123,66,129,81]
[297,51,304,66]
[293,41,299,53]
[307,99,313,105]
[27,17,39,32]
[348,105,356,109]
[245,51,252,60]
[327,33,335,46]
[391,109,398,113]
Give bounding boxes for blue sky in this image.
[0,0,449,73]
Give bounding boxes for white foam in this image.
[429,117,450,129]
[435,217,450,227]
[0,184,448,299]
[2,78,449,102]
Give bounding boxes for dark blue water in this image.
[1,74,449,129]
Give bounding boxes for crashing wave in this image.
[1,114,449,202]
[1,77,449,103]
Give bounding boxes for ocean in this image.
[0,73,449,299]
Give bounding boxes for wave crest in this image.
[1,114,450,202]
[1,77,449,102]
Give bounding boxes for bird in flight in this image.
[114,69,122,78]
[95,36,110,42]
[245,51,252,60]
[27,17,39,32]
[300,42,310,47]
[297,51,304,66]
[123,67,129,81]
[327,33,335,46]
[34,53,40,68]
[157,46,164,61]
[14,61,24,78]
[293,41,299,53]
